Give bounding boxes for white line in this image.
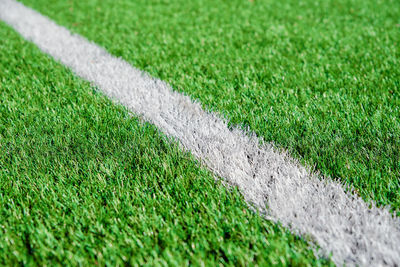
[1,0,399,265]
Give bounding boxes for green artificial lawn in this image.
[20,0,400,212]
[0,23,332,266]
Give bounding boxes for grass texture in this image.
[0,23,332,266]
[20,0,400,212]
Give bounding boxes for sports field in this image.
[0,0,399,266]
[0,22,329,266]
[19,0,400,210]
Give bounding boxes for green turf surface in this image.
[19,0,400,212]
[0,23,333,266]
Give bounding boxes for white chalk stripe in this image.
[1,0,399,265]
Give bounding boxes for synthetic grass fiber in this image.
[19,0,400,212]
[1,1,399,265]
[0,22,330,266]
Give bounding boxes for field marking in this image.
[1,0,399,265]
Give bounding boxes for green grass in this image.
[0,23,332,266]
[20,0,400,212]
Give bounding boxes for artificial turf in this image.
[0,22,333,266]
[19,0,400,212]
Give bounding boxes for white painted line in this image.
[1,0,399,265]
